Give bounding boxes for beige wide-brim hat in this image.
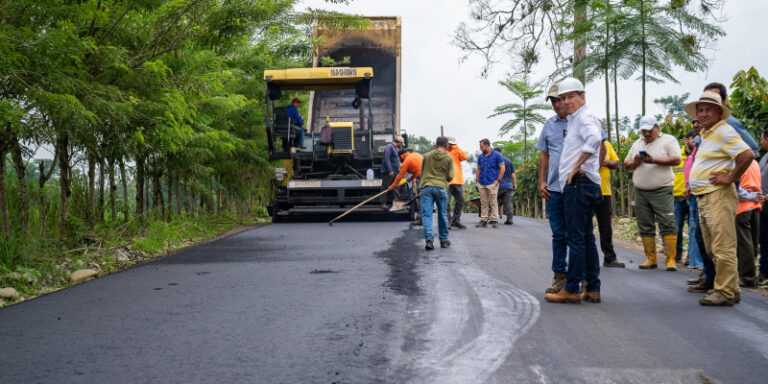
[685,91,730,120]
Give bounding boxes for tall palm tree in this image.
[488,77,549,164]
[617,0,724,114]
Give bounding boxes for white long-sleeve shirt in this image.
[557,105,603,188]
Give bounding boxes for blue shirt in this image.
[536,115,567,192]
[381,143,400,175]
[727,116,759,157]
[286,105,303,127]
[499,156,516,190]
[477,150,504,186]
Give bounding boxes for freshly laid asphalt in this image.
[2,216,768,383]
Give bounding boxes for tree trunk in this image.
[166,175,173,220]
[0,146,9,236]
[573,0,588,83]
[119,157,129,219]
[175,178,182,215]
[87,153,96,224]
[613,52,625,216]
[98,156,106,223]
[135,155,145,217]
[39,161,49,237]
[10,139,29,233]
[190,182,195,215]
[151,165,163,218]
[57,132,70,238]
[109,156,117,221]
[640,0,647,115]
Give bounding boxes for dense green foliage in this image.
[730,67,768,138]
[0,0,368,301]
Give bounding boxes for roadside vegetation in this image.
[0,0,365,306]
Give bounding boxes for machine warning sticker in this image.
[361,180,382,187]
[288,180,322,189]
[331,68,357,77]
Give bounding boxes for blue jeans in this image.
[759,209,768,275]
[563,177,602,293]
[421,186,449,241]
[546,191,568,273]
[686,197,703,269]
[292,124,304,147]
[673,198,689,255]
[690,195,715,282]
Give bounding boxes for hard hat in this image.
[557,78,585,96]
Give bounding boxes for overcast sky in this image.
[303,0,768,153]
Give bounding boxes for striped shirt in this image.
[690,120,751,195]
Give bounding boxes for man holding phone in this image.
[624,116,682,271]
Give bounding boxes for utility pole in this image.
[440,125,444,136]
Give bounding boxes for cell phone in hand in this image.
[639,150,648,157]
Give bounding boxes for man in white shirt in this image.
[624,116,682,271]
[544,78,604,304]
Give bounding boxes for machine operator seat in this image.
[273,106,296,152]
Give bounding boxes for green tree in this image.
[407,135,434,155]
[616,0,724,114]
[730,67,768,139]
[654,92,690,118]
[488,77,549,164]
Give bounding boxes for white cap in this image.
[638,115,658,131]
[447,136,458,145]
[557,78,585,95]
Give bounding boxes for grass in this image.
[0,213,268,307]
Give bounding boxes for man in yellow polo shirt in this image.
[597,140,624,267]
[687,91,753,306]
[673,145,689,264]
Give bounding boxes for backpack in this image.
[318,123,333,145]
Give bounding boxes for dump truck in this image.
[265,17,409,221]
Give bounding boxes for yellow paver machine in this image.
[264,16,412,221]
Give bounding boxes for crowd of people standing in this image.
[540,78,766,306]
[383,77,767,307]
[382,134,518,250]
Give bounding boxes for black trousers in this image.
[448,184,464,222]
[380,173,396,205]
[498,189,514,219]
[596,195,617,262]
[736,209,759,282]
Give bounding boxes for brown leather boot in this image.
[545,288,581,303]
[545,272,567,294]
[662,234,678,271]
[639,236,658,269]
[581,291,601,303]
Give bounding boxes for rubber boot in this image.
[639,236,658,269]
[662,234,678,271]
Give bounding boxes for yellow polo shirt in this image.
[690,120,751,195]
[600,141,618,196]
[673,146,687,197]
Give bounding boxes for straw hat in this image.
[685,91,730,120]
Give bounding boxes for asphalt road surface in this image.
[2,216,768,384]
